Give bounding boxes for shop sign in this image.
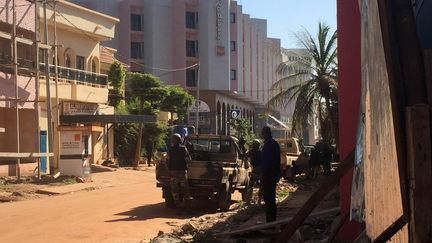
[63,102,98,116]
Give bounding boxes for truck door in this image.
[234,144,247,187]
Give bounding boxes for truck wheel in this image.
[163,187,176,208]
[218,182,232,212]
[283,166,295,181]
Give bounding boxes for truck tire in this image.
[283,166,295,181]
[163,186,176,208]
[218,182,232,211]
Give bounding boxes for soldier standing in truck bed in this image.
[167,133,191,207]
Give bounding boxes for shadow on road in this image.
[105,200,222,223]
[91,165,117,174]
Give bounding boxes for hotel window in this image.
[230,41,236,52]
[76,55,85,70]
[186,69,198,87]
[230,12,236,23]
[231,69,237,80]
[131,42,144,59]
[186,40,198,57]
[131,14,144,31]
[186,12,198,29]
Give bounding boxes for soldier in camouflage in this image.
[167,133,191,206]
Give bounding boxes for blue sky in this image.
[239,0,337,48]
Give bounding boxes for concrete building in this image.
[0,0,38,176]
[38,1,119,174]
[280,48,319,144]
[71,0,284,135]
[0,0,119,176]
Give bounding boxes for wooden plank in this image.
[0,160,39,166]
[0,31,34,45]
[405,106,432,242]
[372,216,406,243]
[327,213,349,243]
[0,152,54,158]
[274,150,355,243]
[217,207,341,237]
[377,0,411,224]
[360,0,409,240]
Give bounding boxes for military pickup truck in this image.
[277,138,310,180]
[156,135,250,211]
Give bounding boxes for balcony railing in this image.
[1,54,107,87]
[39,63,107,87]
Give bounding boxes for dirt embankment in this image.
[151,177,340,243]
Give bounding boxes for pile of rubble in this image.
[149,177,341,243]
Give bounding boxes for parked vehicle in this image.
[277,138,310,180]
[156,135,250,211]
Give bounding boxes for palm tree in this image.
[267,22,338,145]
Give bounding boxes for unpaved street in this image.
[0,168,196,243]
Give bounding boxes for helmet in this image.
[171,133,182,144]
[251,139,261,149]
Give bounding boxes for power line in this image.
[46,2,295,94]
[47,2,198,73]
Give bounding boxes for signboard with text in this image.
[63,102,98,116]
[60,131,83,155]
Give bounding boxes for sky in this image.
[239,0,337,48]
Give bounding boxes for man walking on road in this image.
[260,126,281,222]
[167,133,191,207]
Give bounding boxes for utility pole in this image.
[53,0,61,170]
[34,0,41,179]
[43,0,54,173]
[12,0,21,180]
[195,63,200,134]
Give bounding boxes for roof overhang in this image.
[60,115,157,124]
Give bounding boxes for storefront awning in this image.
[60,115,157,124]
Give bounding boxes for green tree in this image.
[230,118,256,151]
[267,22,338,145]
[114,123,138,166]
[160,85,195,123]
[128,73,169,166]
[107,61,126,108]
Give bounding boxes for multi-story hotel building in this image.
[280,48,319,144]
[72,0,283,135]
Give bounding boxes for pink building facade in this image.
[72,0,283,134]
[0,0,39,175]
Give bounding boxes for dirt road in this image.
[0,168,197,243]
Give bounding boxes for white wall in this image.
[143,0,173,83]
[198,0,230,90]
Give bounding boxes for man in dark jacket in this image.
[168,133,191,206]
[260,126,281,222]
